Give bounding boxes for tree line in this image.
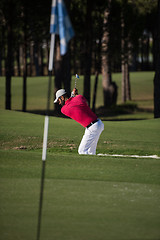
[0,0,160,117]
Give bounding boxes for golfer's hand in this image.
[72,88,78,95]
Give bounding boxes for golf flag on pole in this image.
[50,0,75,55]
[37,2,74,240]
[43,0,75,161]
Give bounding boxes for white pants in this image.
[78,119,104,155]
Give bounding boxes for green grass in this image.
[0,71,155,119]
[1,109,160,156]
[0,110,160,240]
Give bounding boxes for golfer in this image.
[54,88,104,155]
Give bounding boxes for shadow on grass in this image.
[18,102,153,121]
[95,103,153,121]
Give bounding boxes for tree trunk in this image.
[30,42,34,76]
[54,37,63,112]
[54,38,62,91]
[16,47,21,76]
[121,60,126,102]
[126,61,131,100]
[5,0,14,110]
[23,46,27,112]
[102,3,111,98]
[92,71,99,113]
[121,2,126,103]
[0,26,5,76]
[33,42,40,76]
[40,46,44,76]
[19,45,23,76]
[22,6,28,112]
[83,0,92,106]
[123,46,131,102]
[101,0,117,107]
[141,37,144,71]
[154,0,160,118]
[121,0,131,103]
[62,49,71,94]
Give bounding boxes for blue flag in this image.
[50,0,75,55]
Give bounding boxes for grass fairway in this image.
[0,110,160,240]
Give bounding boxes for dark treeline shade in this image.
[0,0,159,116]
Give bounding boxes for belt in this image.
[86,119,98,128]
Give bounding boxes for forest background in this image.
[0,0,160,117]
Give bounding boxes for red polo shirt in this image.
[61,95,97,127]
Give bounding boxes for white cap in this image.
[54,89,67,103]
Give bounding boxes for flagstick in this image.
[49,34,55,71]
[37,33,55,240]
